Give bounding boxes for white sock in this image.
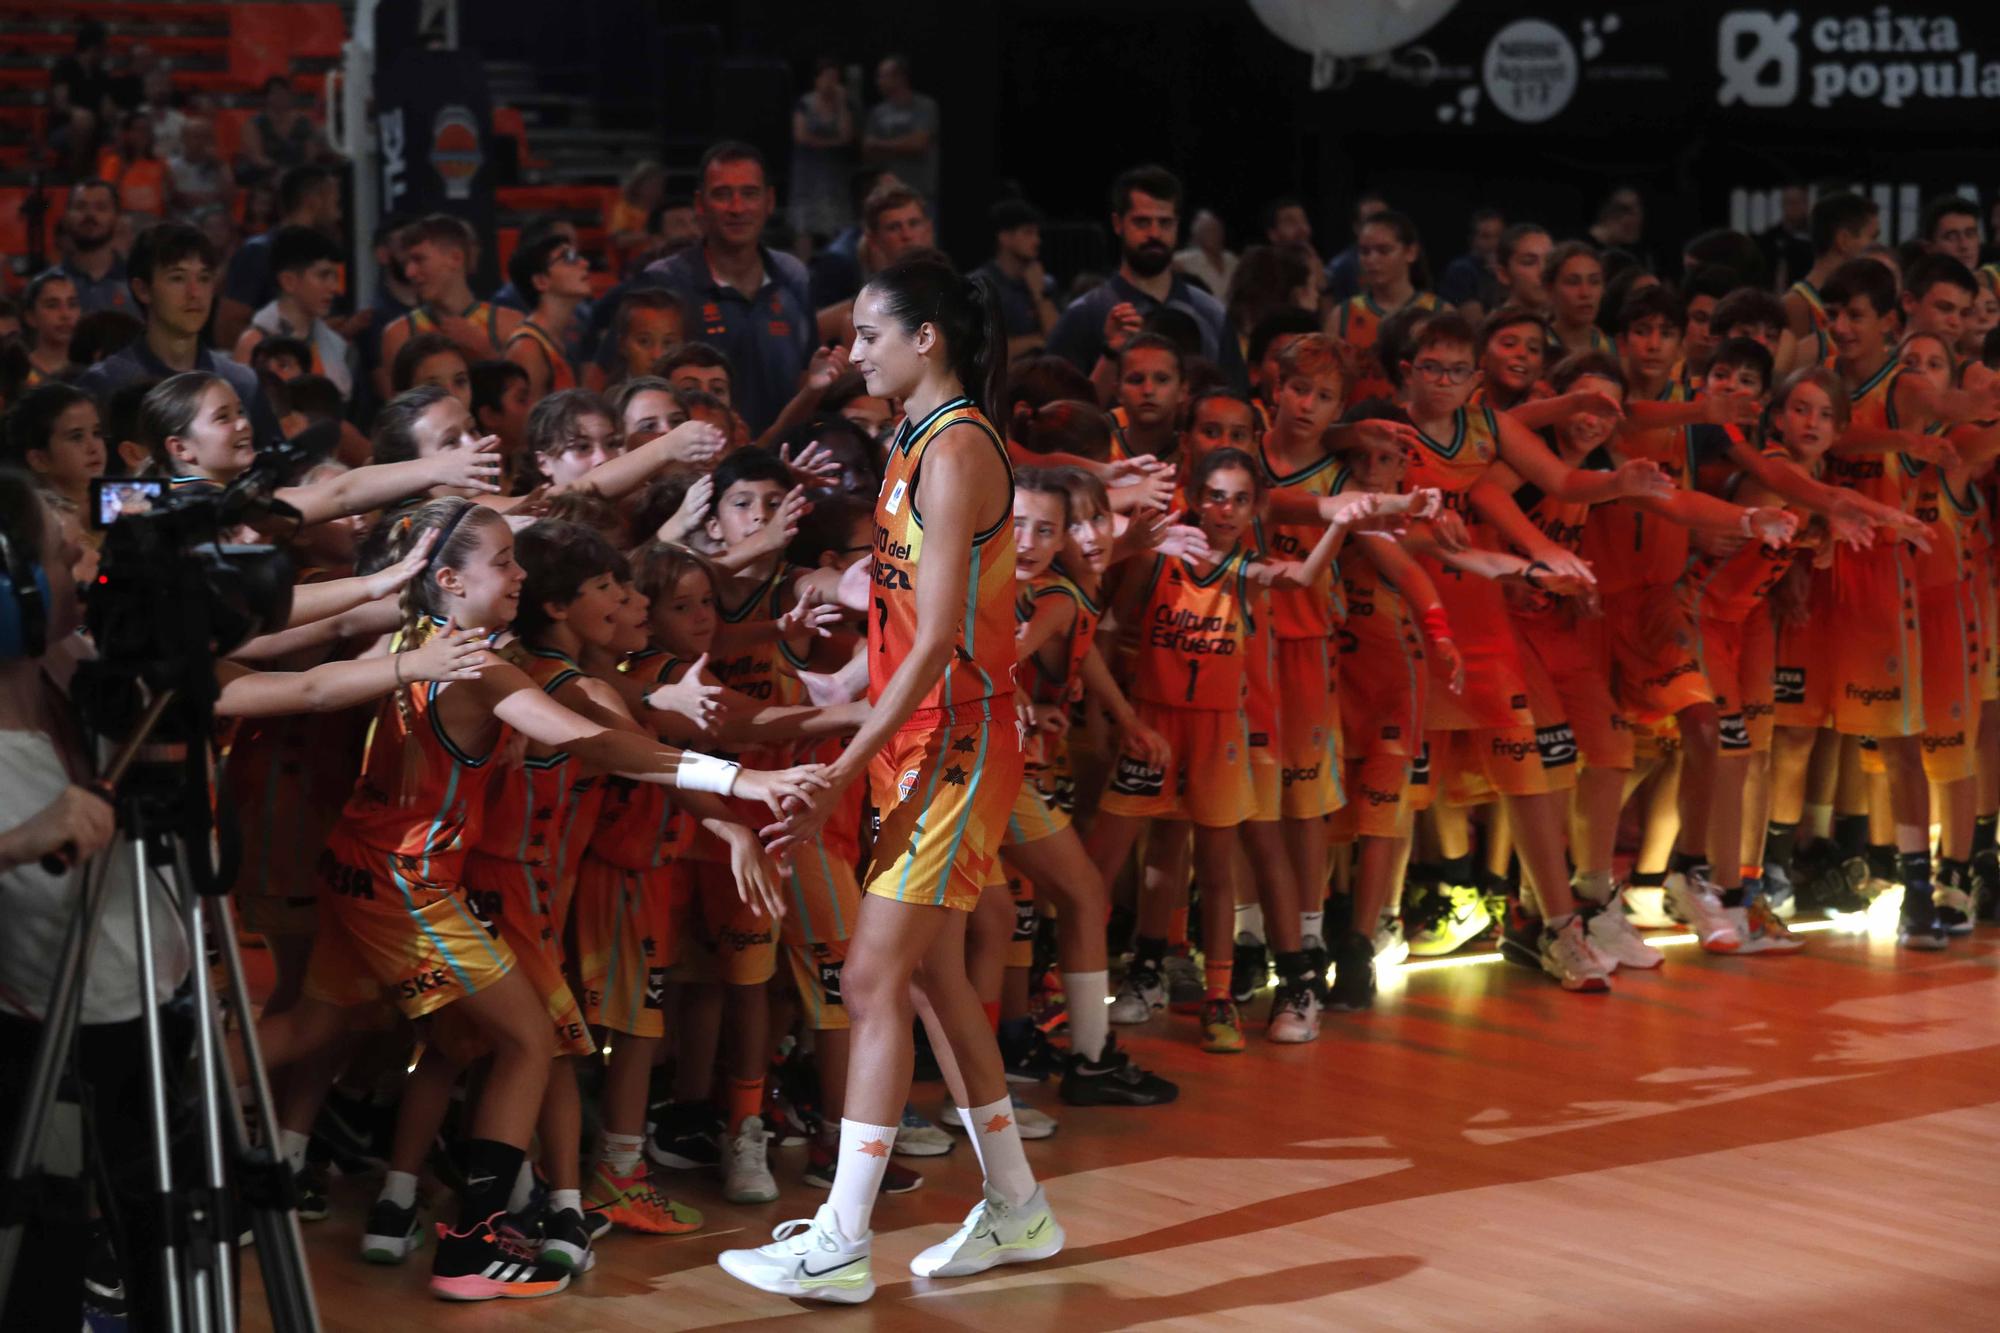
[1301,909,1325,944]
[278,1128,310,1173]
[381,1170,419,1209]
[963,1096,1037,1207]
[1234,902,1265,944]
[600,1131,644,1176]
[1571,869,1614,906]
[1063,971,1110,1062]
[506,1159,537,1214]
[827,1118,896,1239]
[1805,802,1834,840]
[550,1188,582,1215]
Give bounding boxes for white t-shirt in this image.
[0,729,191,1024]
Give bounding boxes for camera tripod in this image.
[0,690,320,1332]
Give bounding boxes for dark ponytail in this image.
[863,255,1009,420]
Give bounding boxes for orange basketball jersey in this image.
[1683,444,1807,621]
[1257,440,1343,641]
[1337,291,1444,402]
[338,676,499,884]
[1016,572,1100,708]
[470,647,585,870]
[1129,549,1252,711]
[870,397,1017,721]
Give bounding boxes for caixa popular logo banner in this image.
[1719,7,2000,110]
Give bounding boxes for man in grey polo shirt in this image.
[1047,165,1246,390]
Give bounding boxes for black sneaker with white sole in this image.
[293,1164,329,1221]
[1059,1035,1178,1107]
[1325,932,1376,1012]
[360,1197,424,1264]
[1498,900,1543,969]
[1897,883,1949,951]
[539,1206,597,1274]
[645,1103,722,1172]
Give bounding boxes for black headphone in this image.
[0,526,50,660]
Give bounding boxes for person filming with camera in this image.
[0,460,494,1329]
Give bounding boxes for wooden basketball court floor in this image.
[249,914,2000,1331]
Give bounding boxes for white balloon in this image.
[1248,0,1461,59]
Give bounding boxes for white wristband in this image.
[675,751,740,796]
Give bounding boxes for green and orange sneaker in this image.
[583,1161,703,1235]
[1200,998,1246,1054]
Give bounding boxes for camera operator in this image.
[0,451,490,1327]
[0,467,194,1332]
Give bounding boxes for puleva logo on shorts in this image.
[1774,666,1805,703]
[1536,723,1578,767]
[1111,753,1164,798]
[884,479,908,516]
[898,767,921,801]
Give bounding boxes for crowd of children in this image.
[5,140,2000,1310]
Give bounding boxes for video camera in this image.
[73,432,331,887]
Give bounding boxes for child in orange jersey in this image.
[1185,387,1260,458]
[1088,448,1367,1048]
[1003,469,1184,1090]
[1389,313,1671,992]
[1337,210,1446,404]
[454,522,674,1269]
[1784,192,1879,373]
[1531,351,1795,961]
[261,499,819,1303]
[503,233,590,400]
[570,541,826,1219]
[1321,426,1463,1003]
[1543,242,1613,356]
[1686,369,1846,949]
[1251,333,1413,987]
[1892,331,1995,940]
[1473,304,1552,412]
[1494,223,1554,314]
[614,505,847,1206]
[1816,259,2000,948]
[1111,332,1187,462]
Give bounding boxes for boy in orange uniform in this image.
[1783,192,1879,372]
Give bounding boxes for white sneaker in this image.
[941,1094,1057,1140]
[893,1105,954,1157]
[1107,964,1164,1024]
[1727,900,1805,954]
[1266,983,1322,1044]
[1372,914,1409,968]
[723,1115,779,1204]
[1584,903,1664,970]
[1539,916,1611,992]
[718,1204,873,1303]
[1665,872,1740,953]
[910,1183,1065,1279]
[1620,882,1677,928]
